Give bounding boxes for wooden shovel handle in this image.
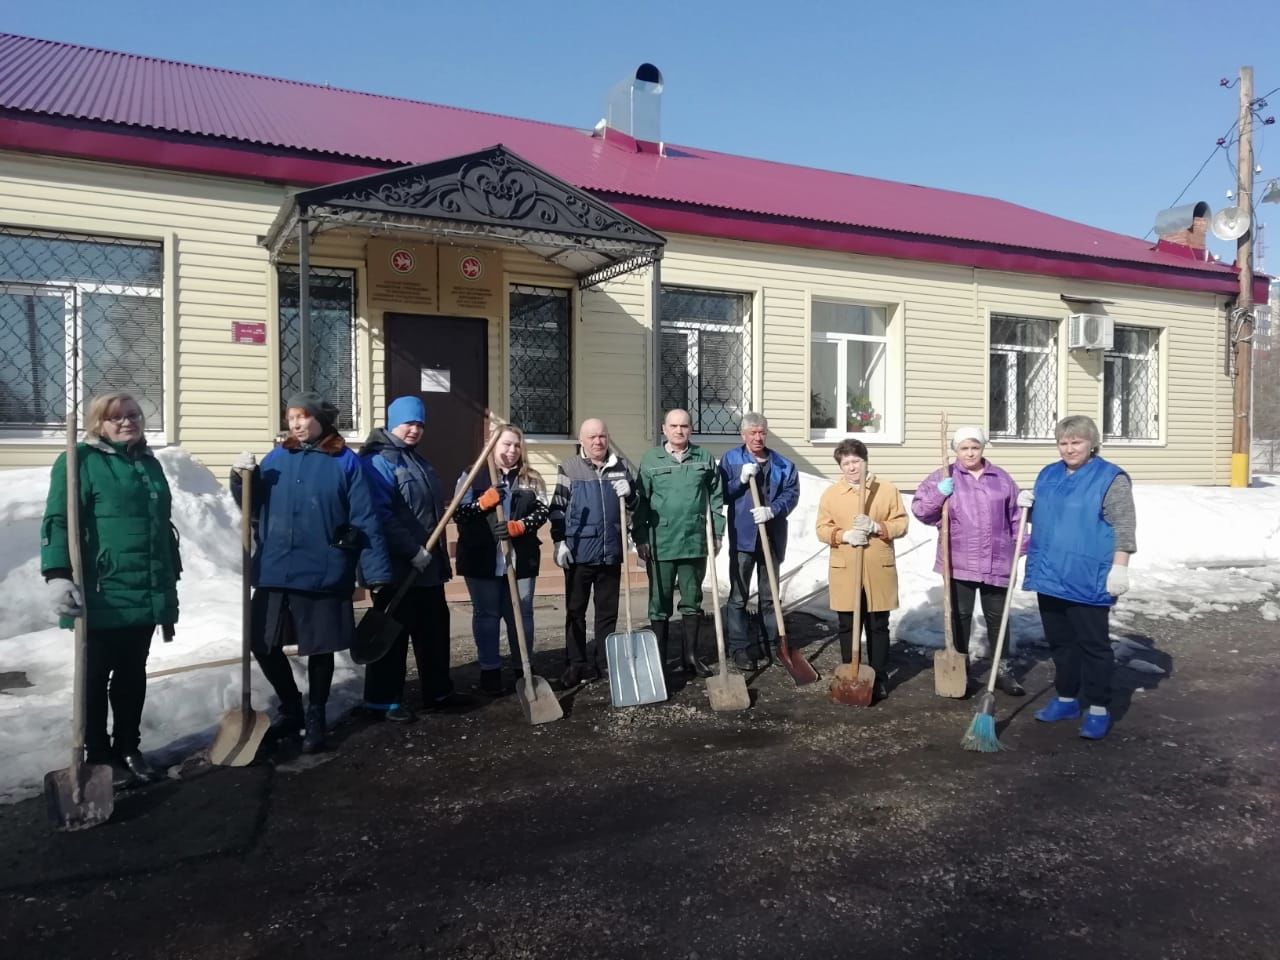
[747,474,786,644]
[488,453,536,690]
[939,413,957,655]
[850,479,865,670]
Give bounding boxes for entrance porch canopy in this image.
[261,144,667,289]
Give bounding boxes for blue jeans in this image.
[725,549,779,654]
[466,575,535,670]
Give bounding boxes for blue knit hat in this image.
[387,395,426,430]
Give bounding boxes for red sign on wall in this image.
[232,321,267,345]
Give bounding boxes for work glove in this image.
[409,547,434,572]
[863,472,876,488]
[739,462,759,483]
[554,541,573,569]
[477,487,502,511]
[611,477,631,499]
[938,477,955,497]
[750,505,774,524]
[506,520,526,539]
[233,451,257,472]
[636,543,652,563]
[852,514,880,536]
[841,528,869,547]
[45,578,83,619]
[1017,490,1035,509]
[488,514,510,542]
[1106,566,1130,597]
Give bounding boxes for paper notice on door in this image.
[420,368,450,393]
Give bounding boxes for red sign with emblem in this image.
[232,321,266,345]
[366,238,437,310]
[390,248,415,274]
[459,255,483,280]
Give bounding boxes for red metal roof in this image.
[0,32,1258,293]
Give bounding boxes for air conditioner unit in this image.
[1067,312,1114,351]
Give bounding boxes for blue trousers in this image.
[465,575,535,670]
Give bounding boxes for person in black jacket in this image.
[547,418,637,687]
[453,425,549,695]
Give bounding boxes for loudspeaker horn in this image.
[1210,206,1251,241]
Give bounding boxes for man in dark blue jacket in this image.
[548,418,637,687]
[719,413,800,670]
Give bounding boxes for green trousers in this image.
[647,557,707,620]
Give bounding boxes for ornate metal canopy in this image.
[262,145,665,287]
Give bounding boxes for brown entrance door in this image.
[384,314,488,492]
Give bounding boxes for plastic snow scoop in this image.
[209,470,271,767]
[934,414,967,699]
[830,479,875,707]
[605,497,668,707]
[488,457,562,725]
[351,424,505,665]
[703,503,751,712]
[747,475,818,686]
[44,336,114,830]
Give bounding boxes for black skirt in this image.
[251,588,354,657]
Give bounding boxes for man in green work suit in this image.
[633,408,725,678]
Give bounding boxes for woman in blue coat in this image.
[232,392,392,753]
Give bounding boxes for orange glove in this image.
[506,520,526,538]
[477,487,501,511]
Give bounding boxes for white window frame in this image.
[988,314,1059,442]
[808,297,897,444]
[1103,324,1163,444]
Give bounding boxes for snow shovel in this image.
[830,480,874,707]
[488,457,562,725]
[605,498,667,707]
[934,415,967,699]
[351,425,505,665]
[44,353,114,830]
[704,503,750,712]
[209,470,270,767]
[747,475,818,686]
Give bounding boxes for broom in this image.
[961,505,1029,753]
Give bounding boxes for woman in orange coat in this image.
[815,439,909,702]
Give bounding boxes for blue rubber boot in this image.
[1079,710,1112,740]
[1034,697,1082,722]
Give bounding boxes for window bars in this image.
[509,285,571,435]
[989,314,1058,440]
[660,286,752,435]
[277,266,357,432]
[1104,326,1159,440]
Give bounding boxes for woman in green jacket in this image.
[41,391,180,785]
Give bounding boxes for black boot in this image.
[118,749,160,784]
[302,703,327,754]
[995,661,1026,697]
[270,697,304,741]
[653,620,678,677]
[681,615,713,678]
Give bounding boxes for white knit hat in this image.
[951,425,988,450]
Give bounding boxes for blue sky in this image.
[7,0,1279,265]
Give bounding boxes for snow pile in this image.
[0,448,364,803]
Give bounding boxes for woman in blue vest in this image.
[1021,415,1137,740]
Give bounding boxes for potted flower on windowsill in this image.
[846,391,881,433]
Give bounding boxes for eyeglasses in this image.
[106,413,143,425]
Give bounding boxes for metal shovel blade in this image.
[777,639,820,686]
[44,762,114,831]
[605,627,668,707]
[705,669,751,712]
[933,647,968,699]
[829,663,876,707]
[209,706,271,767]
[350,607,403,665]
[516,673,564,725]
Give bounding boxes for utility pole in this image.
[1231,66,1255,488]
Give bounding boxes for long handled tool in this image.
[351,423,505,665]
[747,475,818,686]
[209,471,272,766]
[605,498,667,707]
[830,479,875,707]
[44,338,114,830]
[703,502,750,711]
[489,457,562,725]
[962,506,1029,752]
[934,414,967,698]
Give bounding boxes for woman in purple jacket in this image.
[912,426,1025,696]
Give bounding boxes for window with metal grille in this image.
[277,266,357,432]
[810,300,889,437]
[989,315,1058,440]
[509,285,570,435]
[660,287,752,435]
[1104,326,1159,440]
[0,228,163,433]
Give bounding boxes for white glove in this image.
[636,543,652,563]
[1017,490,1035,509]
[233,451,257,472]
[863,472,876,488]
[410,547,434,572]
[45,578,83,619]
[1106,566,1129,596]
[610,477,631,499]
[750,505,774,524]
[739,462,760,483]
[852,514,879,536]
[841,528,869,547]
[554,541,573,569]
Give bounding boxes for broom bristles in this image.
[961,712,1003,753]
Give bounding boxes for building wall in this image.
[0,152,1233,491]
